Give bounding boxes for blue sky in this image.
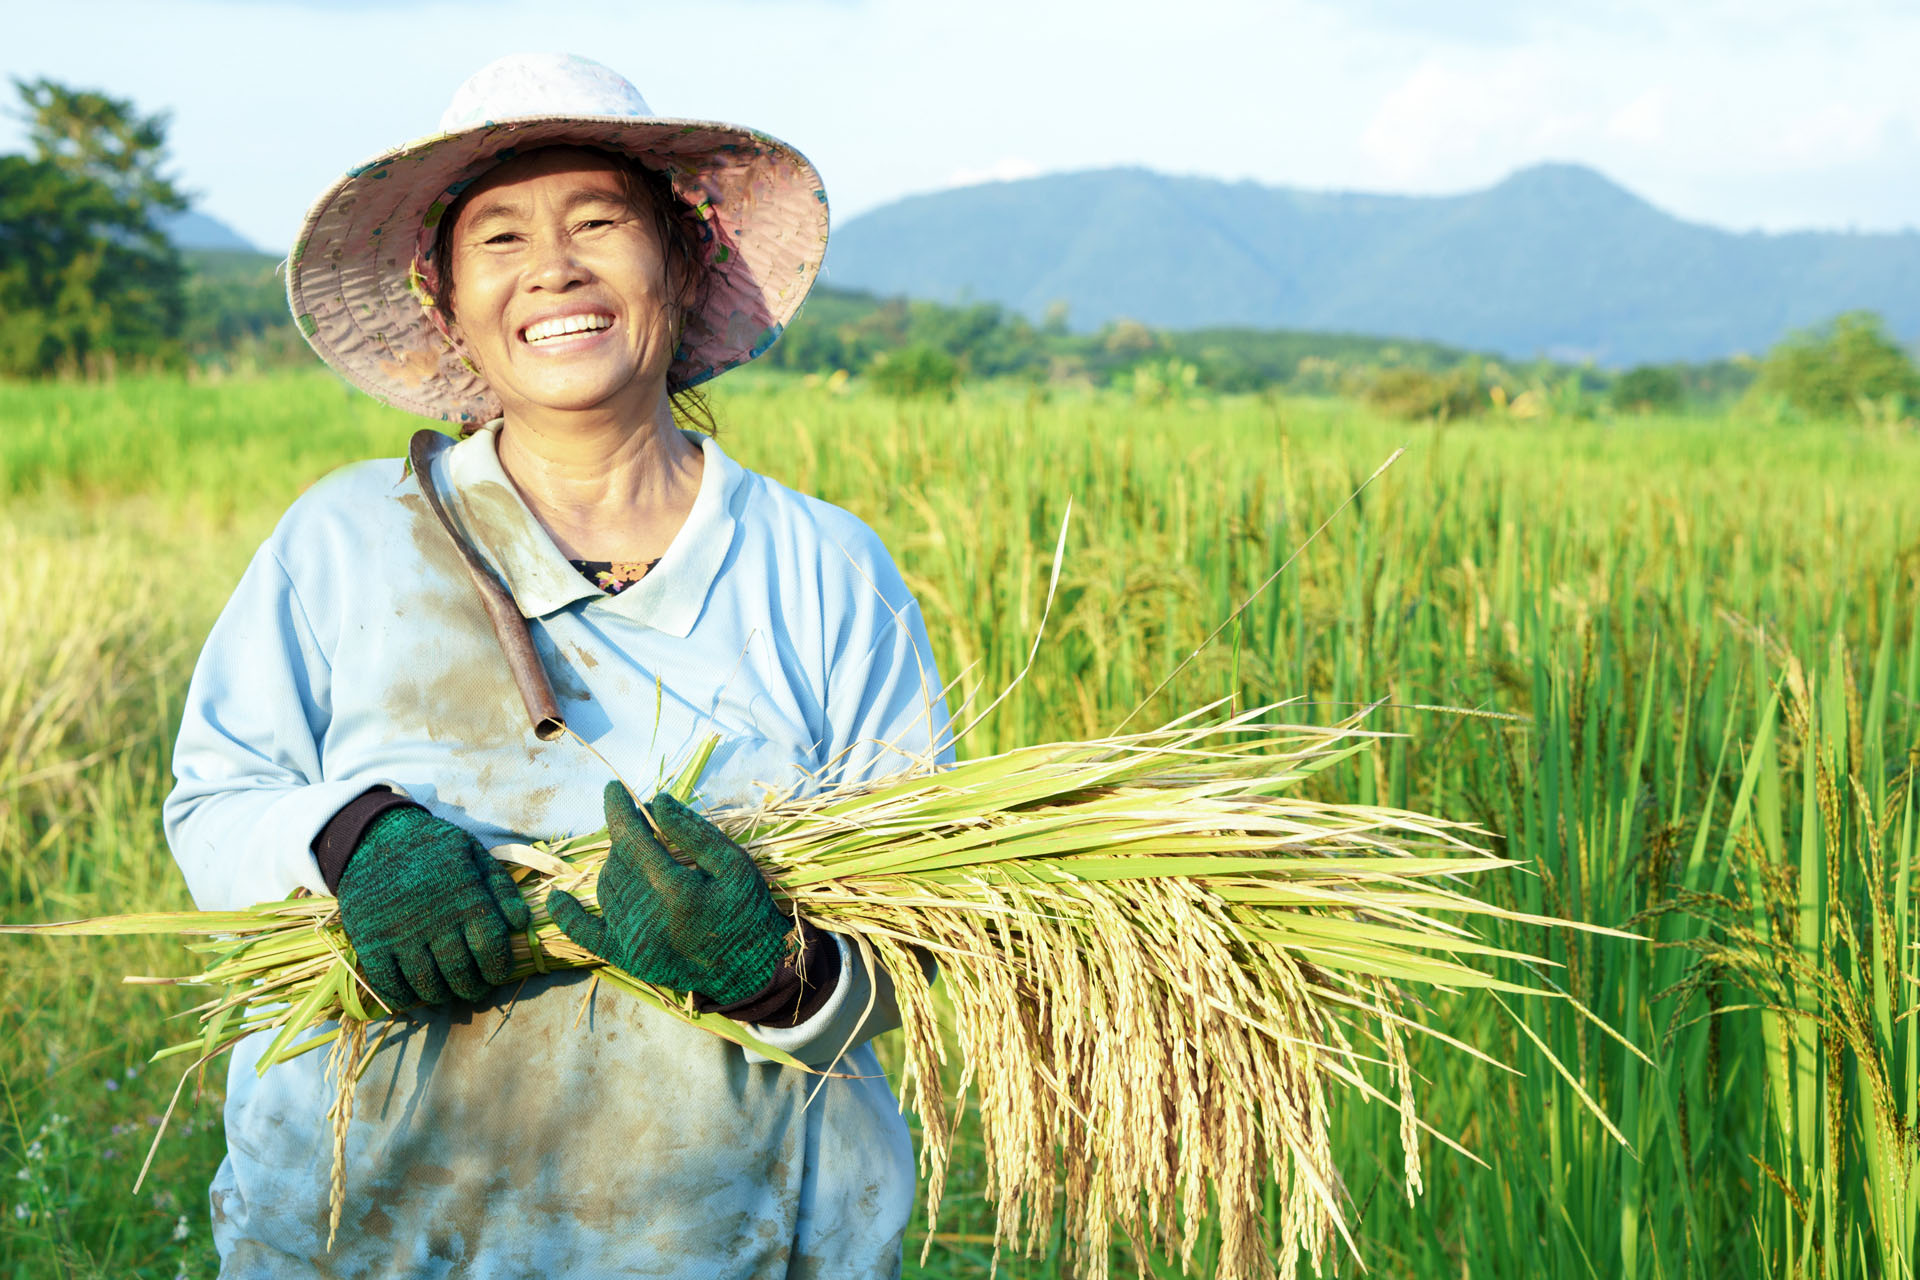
[5,0,1917,252]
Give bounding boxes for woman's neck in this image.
[493,398,705,562]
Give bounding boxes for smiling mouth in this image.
[521,314,615,345]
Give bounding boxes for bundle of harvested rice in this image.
[3,705,1620,1279]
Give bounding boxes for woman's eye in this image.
[483,232,521,245]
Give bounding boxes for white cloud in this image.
[936,158,1043,191]
[3,0,1919,244]
[1606,88,1668,144]
[1342,14,1920,230]
[1358,54,1564,187]
[1776,103,1894,165]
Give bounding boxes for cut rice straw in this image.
[2,702,1630,1279]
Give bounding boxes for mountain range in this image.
[161,209,257,253]
[824,163,1920,366]
[162,164,1920,367]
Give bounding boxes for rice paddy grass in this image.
[2,367,1916,1277]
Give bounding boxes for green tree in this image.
[1611,364,1685,413]
[866,343,960,399]
[0,79,186,376]
[1758,310,1920,420]
[20,79,183,214]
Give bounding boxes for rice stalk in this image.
[1,704,1624,1279]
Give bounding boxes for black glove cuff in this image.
[699,919,841,1028]
[315,788,425,893]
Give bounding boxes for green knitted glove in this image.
[336,807,532,1009]
[548,782,791,1005]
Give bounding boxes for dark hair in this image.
[431,145,717,434]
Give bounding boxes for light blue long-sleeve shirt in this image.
[163,423,952,1278]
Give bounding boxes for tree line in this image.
[764,293,1919,423]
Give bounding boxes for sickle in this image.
[408,428,569,742]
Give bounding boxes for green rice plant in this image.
[4,706,1624,1280]
[1652,626,1920,1279]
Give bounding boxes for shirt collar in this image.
[436,422,743,637]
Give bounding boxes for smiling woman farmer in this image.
[163,53,950,1277]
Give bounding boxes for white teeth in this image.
[523,314,613,344]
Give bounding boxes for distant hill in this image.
[162,209,256,252]
[825,164,1920,366]
[180,248,311,364]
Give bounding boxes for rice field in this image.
[2,367,1916,1278]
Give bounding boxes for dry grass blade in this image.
[0,707,1610,1278]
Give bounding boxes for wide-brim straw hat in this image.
[288,53,829,425]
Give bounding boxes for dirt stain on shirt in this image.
[387,493,530,752]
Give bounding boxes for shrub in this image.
[865,344,961,399]
[1611,365,1685,414]
[1758,311,1920,420]
[1127,357,1199,405]
[1361,366,1486,421]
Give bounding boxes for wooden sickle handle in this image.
[408,429,569,742]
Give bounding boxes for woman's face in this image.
[444,148,681,424]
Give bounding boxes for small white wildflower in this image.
[13,1201,29,1221]
[14,1168,28,1182]
[24,1141,44,1162]
[172,1213,191,1241]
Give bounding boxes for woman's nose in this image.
[527,231,589,289]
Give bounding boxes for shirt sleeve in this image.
[740,933,919,1070]
[162,544,399,911]
[740,532,954,1065]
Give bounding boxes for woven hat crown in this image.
[441,54,654,131]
